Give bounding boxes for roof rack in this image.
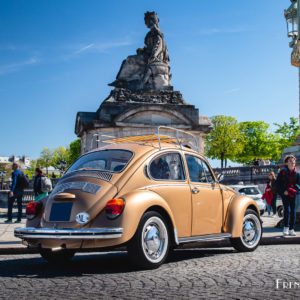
[90,126,199,153]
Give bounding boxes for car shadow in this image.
[0,247,235,278]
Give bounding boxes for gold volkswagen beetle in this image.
[15,128,262,268]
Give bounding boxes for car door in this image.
[185,154,223,236]
[147,151,192,237]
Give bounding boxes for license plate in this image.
[49,202,73,222]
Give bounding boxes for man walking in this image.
[5,163,25,223]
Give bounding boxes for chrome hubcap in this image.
[144,225,161,253]
[243,221,256,242]
[142,216,168,263]
[242,214,261,248]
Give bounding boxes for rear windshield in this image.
[238,187,260,195]
[67,150,133,173]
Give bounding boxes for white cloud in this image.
[224,88,240,94]
[74,43,95,55]
[72,39,132,56]
[198,27,248,35]
[0,58,39,76]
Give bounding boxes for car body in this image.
[228,185,266,215]
[15,131,262,268]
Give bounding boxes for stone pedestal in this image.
[75,88,211,153]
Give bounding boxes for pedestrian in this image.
[253,159,259,166]
[276,155,300,236]
[34,168,48,201]
[270,159,276,165]
[262,182,273,216]
[268,172,278,216]
[5,163,27,223]
[259,158,265,166]
[265,158,270,165]
[51,172,56,179]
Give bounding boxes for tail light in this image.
[26,201,42,220]
[105,198,125,219]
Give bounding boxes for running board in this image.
[178,233,232,244]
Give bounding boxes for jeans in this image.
[7,190,23,221]
[266,204,272,215]
[271,193,277,215]
[282,195,297,230]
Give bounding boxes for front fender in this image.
[224,195,260,238]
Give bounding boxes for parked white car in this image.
[228,185,266,215]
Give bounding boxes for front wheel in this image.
[127,211,170,269]
[277,206,284,218]
[39,248,75,263]
[230,209,262,252]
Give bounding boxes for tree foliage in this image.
[205,115,244,168]
[231,121,280,165]
[52,146,70,168]
[39,147,53,175]
[274,117,300,152]
[68,139,81,166]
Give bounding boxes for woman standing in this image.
[276,155,300,236]
[268,172,278,216]
[33,168,48,201]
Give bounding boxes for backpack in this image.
[17,172,29,190]
[41,176,52,193]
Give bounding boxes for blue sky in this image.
[0,0,297,165]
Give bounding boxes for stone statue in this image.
[109,11,172,91]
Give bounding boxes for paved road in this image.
[1,245,299,300]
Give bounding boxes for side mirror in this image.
[217,173,224,182]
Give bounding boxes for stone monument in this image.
[75,11,212,153]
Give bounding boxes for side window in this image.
[201,159,215,183]
[149,153,185,181]
[185,155,215,183]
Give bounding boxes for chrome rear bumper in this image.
[14,227,123,240]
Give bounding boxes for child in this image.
[262,182,273,216]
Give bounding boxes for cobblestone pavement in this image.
[0,245,299,300]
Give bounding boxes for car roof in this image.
[88,142,202,156]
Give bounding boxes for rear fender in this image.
[224,195,260,237]
[90,189,176,245]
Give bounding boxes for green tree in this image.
[52,146,70,167]
[274,117,300,152]
[232,121,279,165]
[39,147,53,175]
[68,139,81,166]
[205,115,244,168]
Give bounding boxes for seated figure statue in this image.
[109,11,172,91]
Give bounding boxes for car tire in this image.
[39,248,75,263]
[277,206,284,218]
[127,211,170,269]
[230,209,262,252]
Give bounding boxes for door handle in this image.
[192,188,200,194]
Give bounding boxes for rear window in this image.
[67,150,133,173]
[239,187,260,195]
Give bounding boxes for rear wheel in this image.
[39,248,75,263]
[230,209,262,252]
[127,211,170,269]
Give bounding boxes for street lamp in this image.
[285,0,298,37]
